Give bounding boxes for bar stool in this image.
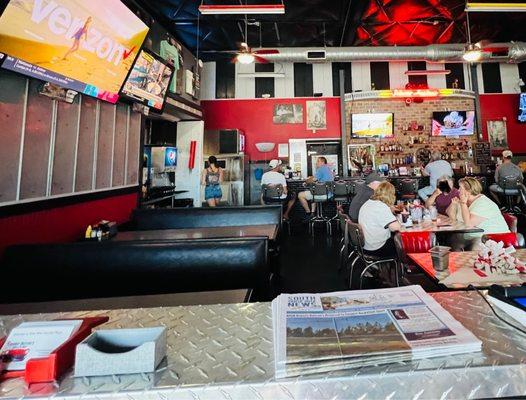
[308,182,332,236]
[397,178,419,201]
[349,179,366,199]
[329,181,351,227]
[346,220,399,289]
[262,184,291,235]
[499,175,523,214]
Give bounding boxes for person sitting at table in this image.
[424,175,460,215]
[447,177,509,250]
[417,152,453,201]
[358,181,402,257]
[348,172,385,222]
[298,156,334,221]
[489,150,524,205]
[260,159,296,220]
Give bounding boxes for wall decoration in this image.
[273,104,303,124]
[306,100,327,130]
[348,144,375,174]
[487,120,508,150]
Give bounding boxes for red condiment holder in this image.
[0,316,108,384]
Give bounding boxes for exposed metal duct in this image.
[257,43,526,63]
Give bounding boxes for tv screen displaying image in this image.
[164,147,177,168]
[0,0,149,103]
[120,49,174,110]
[519,93,526,123]
[431,111,475,136]
[351,113,394,138]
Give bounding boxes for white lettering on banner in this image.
[30,0,126,66]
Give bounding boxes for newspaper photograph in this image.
[272,286,481,378]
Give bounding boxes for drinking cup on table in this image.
[429,206,438,222]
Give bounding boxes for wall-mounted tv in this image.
[431,111,475,136]
[519,93,526,123]
[120,49,174,111]
[351,113,394,138]
[0,0,149,103]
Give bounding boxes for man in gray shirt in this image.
[489,150,524,203]
[418,152,454,200]
[349,172,385,222]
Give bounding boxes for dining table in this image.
[399,214,484,235]
[113,224,279,242]
[408,249,526,289]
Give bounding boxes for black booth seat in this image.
[0,238,269,303]
[131,205,282,230]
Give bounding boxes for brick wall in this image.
[345,97,479,170]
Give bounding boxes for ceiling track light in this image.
[465,2,526,12]
[463,45,483,62]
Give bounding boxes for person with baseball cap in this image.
[489,150,523,205]
[261,159,296,220]
[348,172,385,222]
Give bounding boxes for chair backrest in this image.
[262,184,284,200]
[397,179,419,195]
[310,182,330,196]
[481,232,525,248]
[502,212,518,233]
[499,175,523,191]
[349,179,366,196]
[346,220,365,252]
[400,231,435,253]
[332,180,350,197]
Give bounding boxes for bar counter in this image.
[0,291,525,399]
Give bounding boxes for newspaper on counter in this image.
[272,285,482,378]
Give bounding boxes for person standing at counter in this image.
[298,157,334,220]
[201,156,223,207]
[349,172,385,222]
[418,152,453,201]
[424,175,460,215]
[261,159,296,220]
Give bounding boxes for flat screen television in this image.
[519,93,526,122]
[351,113,394,138]
[0,0,149,103]
[431,111,475,136]
[120,49,174,111]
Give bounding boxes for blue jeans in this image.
[205,185,222,200]
[418,185,435,201]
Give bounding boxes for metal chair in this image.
[262,184,291,234]
[337,206,351,272]
[474,176,488,193]
[346,220,400,289]
[498,175,523,214]
[397,178,419,201]
[308,182,332,235]
[330,181,351,226]
[482,232,525,248]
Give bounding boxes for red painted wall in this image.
[0,193,137,254]
[202,97,342,160]
[480,94,526,154]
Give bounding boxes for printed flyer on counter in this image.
[272,285,482,378]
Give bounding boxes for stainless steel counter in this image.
[1,291,526,399]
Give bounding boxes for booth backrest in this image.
[131,205,282,230]
[0,238,269,303]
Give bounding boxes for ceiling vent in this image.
[306,50,326,61]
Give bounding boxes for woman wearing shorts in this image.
[63,16,92,60]
[201,156,223,207]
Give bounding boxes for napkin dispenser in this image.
[75,327,166,377]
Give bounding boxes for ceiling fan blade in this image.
[254,55,269,63]
[254,49,280,55]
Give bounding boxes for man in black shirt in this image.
[349,172,386,222]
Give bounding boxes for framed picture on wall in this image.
[348,144,375,174]
[273,104,303,124]
[306,100,327,130]
[487,120,508,150]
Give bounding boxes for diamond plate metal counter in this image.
[0,291,525,399]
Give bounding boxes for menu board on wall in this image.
[473,142,492,165]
